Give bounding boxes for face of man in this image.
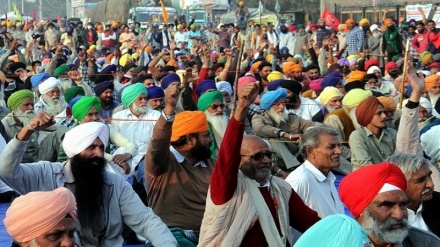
[326,96,342,110]
[361,190,409,244]
[15,98,35,124]
[45,87,61,101]
[82,107,101,123]
[99,89,113,105]
[206,99,225,116]
[308,69,319,80]
[147,98,165,110]
[368,105,387,129]
[284,89,300,110]
[430,82,440,94]
[407,27,416,36]
[292,70,302,81]
[318,19,326,28]
[406,165,434,206]
[419,106,429,122]
[240,136,273,184]
[307,133,341,172]
[25,217,75,247]
[428,22,436,32]
[268,99,289,125]
[190,132,213,161]
[416,24,425,33]
[365,78,379,90]
[347,23,355,30]
[130,93,148,115]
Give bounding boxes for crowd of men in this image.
[0,4,440,247]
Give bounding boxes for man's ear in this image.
[305,146,314,158]
[185,134,195,145]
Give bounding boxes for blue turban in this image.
[101,64,117,74]
[196,79,217,96]
[94,80,114,96]
[121,83,148,107]
[267,79,283,91]
[260,88,287,110]
[321,72,342,88]
[30,72,51,88]
[161,73,181,89]
[280,47,289,54]
[69,96,83,110]
[147,86,165,100]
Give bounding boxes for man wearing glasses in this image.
[198,81,320,247]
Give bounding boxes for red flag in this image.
[32,9,36,21]
[322,9,340,31]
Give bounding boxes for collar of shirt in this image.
[252,176,271,188]
[304,160,335,182]
[169,146,207,168]
[63,161,75,183]
[363,127,387,141]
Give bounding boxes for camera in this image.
[31,33,40,40]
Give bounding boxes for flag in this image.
[275,0,281,14]
[32,9,36,21]
[258,1,264,14]
[13,4,23,21]
[160,0,169,24]
[321,8,340,31]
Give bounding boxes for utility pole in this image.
[39,0,42,20]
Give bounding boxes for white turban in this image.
[420,97,433,113]
[38,77,61,94]
[62,122,109,158]
[367,66,381,75]
[370,24,379,32]
[421,125,440,160]
[216,81,233,96]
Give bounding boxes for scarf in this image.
[384,28,399,53]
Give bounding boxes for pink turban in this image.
[4,187,77,242]
[237,76,257,90]
[309,78,323,92]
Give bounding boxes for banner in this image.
[160,0,169,23]
[321,8,340,31]
[13,4,23,21]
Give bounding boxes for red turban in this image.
[171,111,209,142]
[385,61,398,73]
[339,162,407,218]
[355,96,384,127]
[364,59,379,70]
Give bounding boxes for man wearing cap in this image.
[145,81,214,245]
[339,163,440,247]
[147,86,165,111]
[5,187,77,247]
[94,80,119,121]
[112,83,160,170]
[34,77,67,116]
[0,113,178,246]
[252,88,318,171]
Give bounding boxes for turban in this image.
[167,59,178,68]
[268,79,283,91]
[171,111,208,142]
[320,87,343,105]
[9,62,26,73]
[30,72,51,88]
[69,96,82,110]
[176,24,183,30]
[4,187,77,243]
[309,24,318,30]
[53,64,70,77]
[364,59,379,71]
[281,80,302,95]
[94,80,114,96]
[339,162,407,218]
[121,83,148,107]
[147,86,165,100]
[359,18,370,26]
[210,52,219,58]
[101,64,117,74]
[119,54,132,67]
[196,80,217,96]
[122,62,136,73]
[161,73,181,90]
[197,90,224,111]
[342,89,373,108]
[419,97,433,113]
[356,96,384,127]
[251,61,262,72]
[377,96,397,111]
[280,47,289,54]
[384,18,394,26]
[7,90,34,111]
[425,74,440,91]
[72,96,102,121]
[309,78,323,91]
[345,70,366,83]
[421,125,440,160]
[367,66,381,75]
[385,61,398,73]
[260,88,287,110]
[327,63,341,73]
[237,76,257,89]
[370,24,379,32]
[337,58,349,67]
[297,24,305,29]
[345,19,355,25]
[62,121,109,158]
[294,214,368,247]
[64,86,85,105]
[321,72,341,88]
[267,71,284,82]
[429,62,440,70]
[283,62,302,74]
[38,77,61,94]
[421,51,433,65]
[216,81,233,96]
[288,25,297,32]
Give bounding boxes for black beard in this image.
[286,95,300,109]
[389,70,400,79]
[280,28,288,34]
[190,141,212,161]
[388,26,396,31]
[71,155,106,230]
[362,26,370,32]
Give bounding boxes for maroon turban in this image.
[355,96,384,127]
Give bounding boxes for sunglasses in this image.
[210,103,224,110]
[242,151,275,161]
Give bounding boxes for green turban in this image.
[64,86,85,104]
[7,89,34,111]
[53,65,70,77]
[121,83,148,107]
[72,96,102,121]
[197,90,223,111]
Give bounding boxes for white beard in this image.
[132,103,148,114]
[362,209,409,244]
[268,107,289,125]
[42,95,65,115]
[14,109,35,125]
[205,111,229,147]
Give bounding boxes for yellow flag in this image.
[160,0,169,24]
[13,4,23,22]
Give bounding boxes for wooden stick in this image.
[400,39,410,109]
[230,40,245,119]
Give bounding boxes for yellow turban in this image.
[267,71,284,82]
[377,96,397,110]
[359,18,370,26]
[346,70,366,83]
[421,51,433,65]
[171,111,209,142]
[283,62,302,74]
[342,88,373,108]
[119,53,133,67]
[319,86,343,105]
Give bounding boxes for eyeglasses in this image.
[210,104,224,110]
[242,151,275,161]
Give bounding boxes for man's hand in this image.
[68,70,82,82]
[406,61,425,101]
[113,153,132,174]
[17,112,55,141]
[234,82,258,122]
[163,82,180,115]
[169,40,176,50]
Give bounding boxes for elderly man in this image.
[252,88,317,171]
[339,163,440,246]
[198,82,320,246]
[197,90,228,157]
[285,126,345,218]
[312,86,343,122]
[387,153,440,237]
[93,80,120,121]
[349,96,397,169]
[0,115,177,246]
[146,86,165,111]
[34,77,67,116]
[5,187,77,247]
[281,80,320,120]
[366,65,397,96]
[112,83,161,170]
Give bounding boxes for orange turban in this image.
[145,46,153,53]
[251,61,262,72]
[377,96,397,110]
[4,187,77,242]
[167,59,178,68]
[425,74,440,92]
[283,62,302,74]
[339,163,407,218]
[345,70,366,83]
[355,96,384,127]
[345,19,355,25]
[171,111,209,142]
[384,18,394,26]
